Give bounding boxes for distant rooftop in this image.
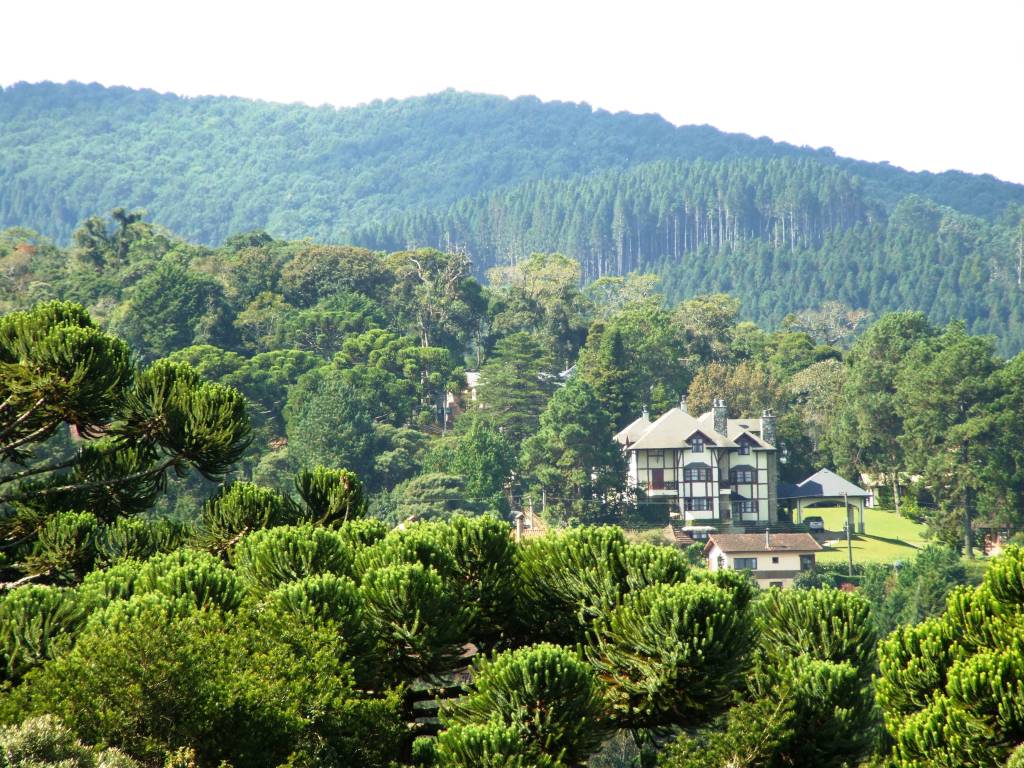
[706,532,823,553]
[779,468,869,500]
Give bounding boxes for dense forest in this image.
[356,159,1024,351]
[5,82,1024,246]
[1,205,1024,765]
[4,82,1024,351]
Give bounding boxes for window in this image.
[734,557,758,570]
[800,554,816,571]
[690,437,704,453]
[684,497,712,512]
[732,500,755,517]
[650,468,665,490]
[739,442,751,455]
[684,466,711,482]
[771,556,780,564]
[732,468,754,484]
[769,581,784,588]
[641,450,663,469]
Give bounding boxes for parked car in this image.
[804,516,825,532]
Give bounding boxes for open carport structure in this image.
[779,468,871,533]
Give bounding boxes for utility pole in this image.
[844,491,854,577]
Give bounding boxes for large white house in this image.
[614,398,779,524]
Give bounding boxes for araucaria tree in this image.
[0,301,250,582]
[877,545,1024,767]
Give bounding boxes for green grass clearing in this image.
[805,505,929,565]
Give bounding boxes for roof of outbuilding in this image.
[797,468,870,498]
[705,532,823,554]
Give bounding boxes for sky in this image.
[3,0,1022,184]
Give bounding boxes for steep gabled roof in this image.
[628,407,695,450]
[727,426,773,450]
[728,417,763,435]
[614,412,653,445]
[695,412,738,447]
[628,407,735,450]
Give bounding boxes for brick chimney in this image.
[713,398,728,436]
[761,408,777,447]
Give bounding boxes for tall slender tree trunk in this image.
[962,439,975,558]
[1016,223,1023,287]
[963,485,975,558]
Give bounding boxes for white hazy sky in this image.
[3,0,1022,183]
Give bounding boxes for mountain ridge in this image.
[2,80,1022,247]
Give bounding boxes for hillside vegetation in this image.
[4,82,1024,351]
[0,209,1023,764]
[358,158,1024,349]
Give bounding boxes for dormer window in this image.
[739,441,750,455]
[690,436,704,453]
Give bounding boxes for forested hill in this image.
[3,80,1024,247]
[354,158,1024,348]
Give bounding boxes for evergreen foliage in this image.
[0,716,140,768]
[0,586,84,683]
[520,377,626,524]
[292,465,366,525]
[135,549,243,612]
[358,562,469,685]
[440,644,606,767]
[5,83,1021,247]
[587,581,752,728]
[877,546,1024,766]
[231,524,353,595]
[192,482,291,553]
[265,573,362,638]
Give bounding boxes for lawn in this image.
[806,505,930,565]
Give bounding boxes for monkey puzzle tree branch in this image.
[0,455,181,506]
[0,396,48,443]
[0,454,80,486]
